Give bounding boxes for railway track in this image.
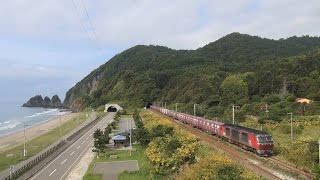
[150,109,315,180]
[267,157,315,179]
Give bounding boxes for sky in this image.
[0,0,319,104]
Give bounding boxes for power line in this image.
[71,0,96,48]
[80,0,98,39]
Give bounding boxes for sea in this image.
[0,101,67,138]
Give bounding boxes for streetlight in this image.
[232,105,240,124]
[193,104,198,116]
[287,112,293,140]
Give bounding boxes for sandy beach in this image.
[0,113,78,152]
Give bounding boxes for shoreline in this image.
[0,112,78,152]
[0,111,69,139]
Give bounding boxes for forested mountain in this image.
[64,32,320,122]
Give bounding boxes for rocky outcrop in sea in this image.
[22,95,63,108]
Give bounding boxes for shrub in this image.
[177,153,256,180]
[262,94,281,104]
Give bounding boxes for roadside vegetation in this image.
[132,110,256,179]
[0,112,86,171]
[241,116,320,174]
[84,109,257,180]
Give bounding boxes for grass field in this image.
[0,112,87,171]
[83,145,154,180]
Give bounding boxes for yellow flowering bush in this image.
[141,110,199,174]
[142,110,257,178]
[177,153,257,180]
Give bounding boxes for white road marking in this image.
[30,113,115,180]
[61,159,67,165]
[86,137,89,140]
[82,141,85,144]
[60,142,94,180]
[70,151,75,156]
[49,169,57,176]
[77,146,80,149]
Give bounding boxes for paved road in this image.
[116,117,135,134]
[0,112,97,180]
[29,112,115,180]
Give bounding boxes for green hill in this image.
[64,32,320,121]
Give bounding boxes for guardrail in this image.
[66,117,100,141]
[2,116,102,180]
[3,140,66,180]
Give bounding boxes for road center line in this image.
[30,113,114,180]
[60,142,94,180]
[86,137,89,140]
[49,169,57,176]
[70,151,75,156]
[82,141,86,144]
[77,146,80,149]
[61,159,67,165]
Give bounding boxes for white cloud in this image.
[0,0,320,101]
[0,0,319,50]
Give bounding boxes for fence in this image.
[2,117,101,180]
[3,140,66,180]
[67,117,99,141]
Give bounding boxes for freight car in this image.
[149,105,273,156]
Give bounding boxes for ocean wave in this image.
[24,109,59,118]
[3,121,10,124]
[0,122,20,131]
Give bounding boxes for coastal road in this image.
[29,112,115,180]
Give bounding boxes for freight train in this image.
[149,105,274,156]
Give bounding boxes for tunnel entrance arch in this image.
[104,104,123,112]
[145,103,153,108]
[107,106,117,112]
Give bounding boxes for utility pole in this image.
[175,103,178,112]
[165,102,167,109]
[287,112,293,140]
[59,116,62,139]
[127,118,129,133]
[23,122,27,158]
[265,104,269,118]
[232,105,240,124]
[9,165,14,178]
[193,104,198,116]
[129,119,132,156]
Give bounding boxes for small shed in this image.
[112,135,128,148]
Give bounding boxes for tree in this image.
[136,127,150,146]
[220,75,248,106]
[93,128,103,139]
[92,129,106,158]
[104,125,112,135]
[150,124,174,139]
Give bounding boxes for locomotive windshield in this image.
[257,135,273,144]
